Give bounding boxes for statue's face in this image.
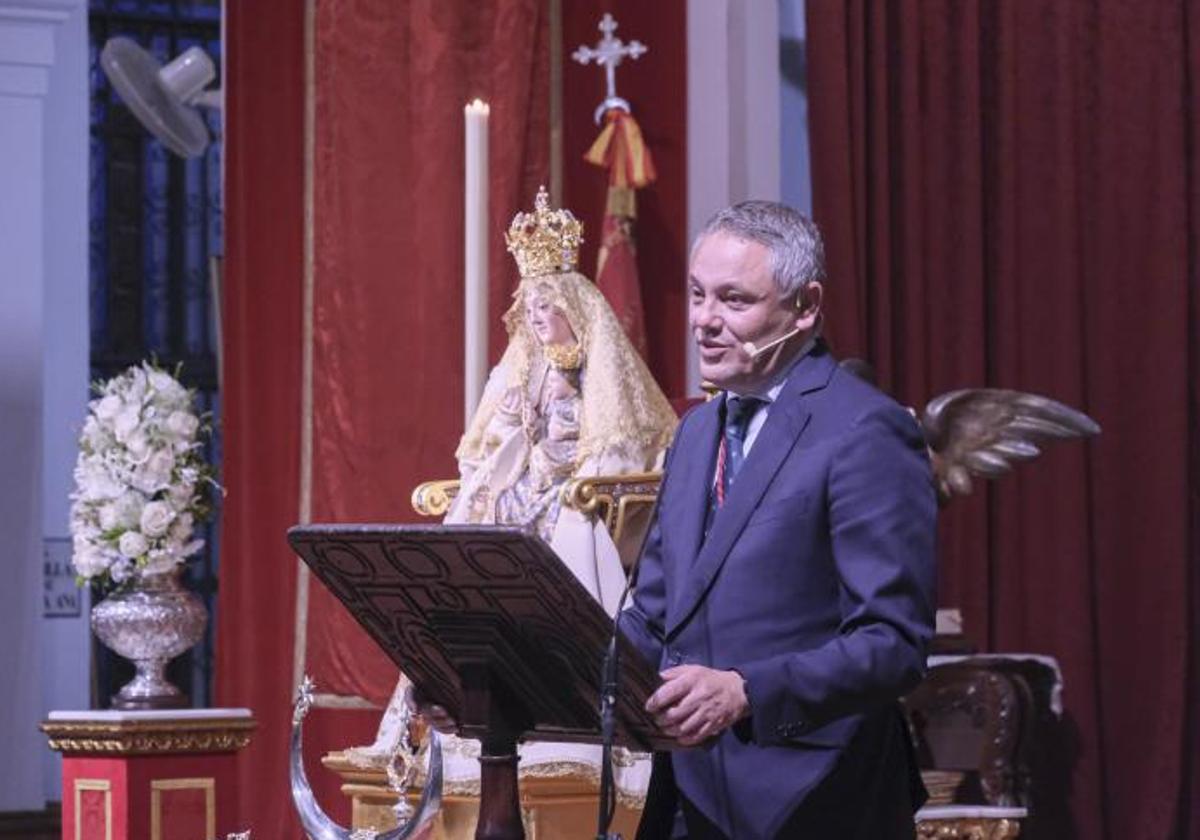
[525,291,575,346]
[688,231,820,393]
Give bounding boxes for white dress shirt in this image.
[728,335,816,457]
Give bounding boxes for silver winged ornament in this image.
[839,361,1100,505]
[922,388,1100,504]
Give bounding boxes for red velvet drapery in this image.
[214,1,306,833]
[807,3,1200,838]
[217,1,551,832]
[305,0,551,706]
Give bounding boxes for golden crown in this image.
[505,186,584,278]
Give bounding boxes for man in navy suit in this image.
[621,201,937,839]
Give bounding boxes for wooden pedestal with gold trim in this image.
[322,750,641,839]
[41,709,255,840]
[916,806,1026,839]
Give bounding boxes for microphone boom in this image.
[743,325,802,359]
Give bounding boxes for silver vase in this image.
[91,567,208,709]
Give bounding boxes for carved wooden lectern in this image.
[287,524,671,840]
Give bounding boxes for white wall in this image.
[0,0,89,809]
[686,0,782,394]
[779,0,813,215]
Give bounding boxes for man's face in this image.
[688,231,820,393]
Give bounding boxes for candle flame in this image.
[465,98,490,114]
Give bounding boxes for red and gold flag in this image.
[584,109,657,357]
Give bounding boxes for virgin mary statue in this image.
[356,188,676,813]
[447,187,677,609]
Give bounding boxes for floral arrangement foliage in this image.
[70,362,216,587]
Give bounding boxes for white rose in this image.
[132,450,175,493]
[169,512,194,542]
[98,503,122,531]
[139,501,174,538]
[131,468,158,494]
[73,545,111,578]
[98,494,145,532]
[110,558,134,583]
[165,410,200,440]
[81,416,104,448]
[126,431,151,460]
[93,394,122,422]
[118,530,149,558]
[71,502,101,531]
[113,405,141,442]
[139,554,176,573]
[168,481,196,510]
[76,461,123,502]
[148,368,187,403]
[126,368,148,402]
[147,368,173,391]
[116,491,145,525]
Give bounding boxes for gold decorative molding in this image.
[323,750,642,837]
[561,471,661,564]
[916,817,1022,839]
[42,717,256,756]
[74,779,111,840]
[150,777,215,840]
[411,480,460,517]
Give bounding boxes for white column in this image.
[779,0,813,215]
[0,0,89,810]
[686,0,781,394]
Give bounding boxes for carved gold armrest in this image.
[561,472,662,567]
[411,479,460,517]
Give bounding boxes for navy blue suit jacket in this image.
[620,342,937,838]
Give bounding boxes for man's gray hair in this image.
[693,201,826,296]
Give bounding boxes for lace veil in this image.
[456,271,677,473]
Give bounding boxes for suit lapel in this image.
[666,345,838,637]
[664,398,720,580]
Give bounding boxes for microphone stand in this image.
[596,634,621,840]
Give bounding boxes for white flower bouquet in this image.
[70,362,216,587]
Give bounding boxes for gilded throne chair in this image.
[411,473,664,570]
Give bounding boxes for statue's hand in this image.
[405,685,457,735]
[545,368,579,401]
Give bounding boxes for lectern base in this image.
[476,748,523,840]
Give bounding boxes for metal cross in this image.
[572,13,648,123]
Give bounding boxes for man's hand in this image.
[404,685,457,735]
[645,665,749,747]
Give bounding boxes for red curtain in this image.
[217,1,550,833]
[305,0,551,705]
[214,0,306,833]
[807,3,1199,838]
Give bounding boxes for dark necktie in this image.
[719,395,764,503]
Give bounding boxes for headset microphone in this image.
[741,326,802,359]
[739,290,814,358]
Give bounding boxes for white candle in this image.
[463,99,490,427]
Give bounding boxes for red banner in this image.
[585,109,657,356]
